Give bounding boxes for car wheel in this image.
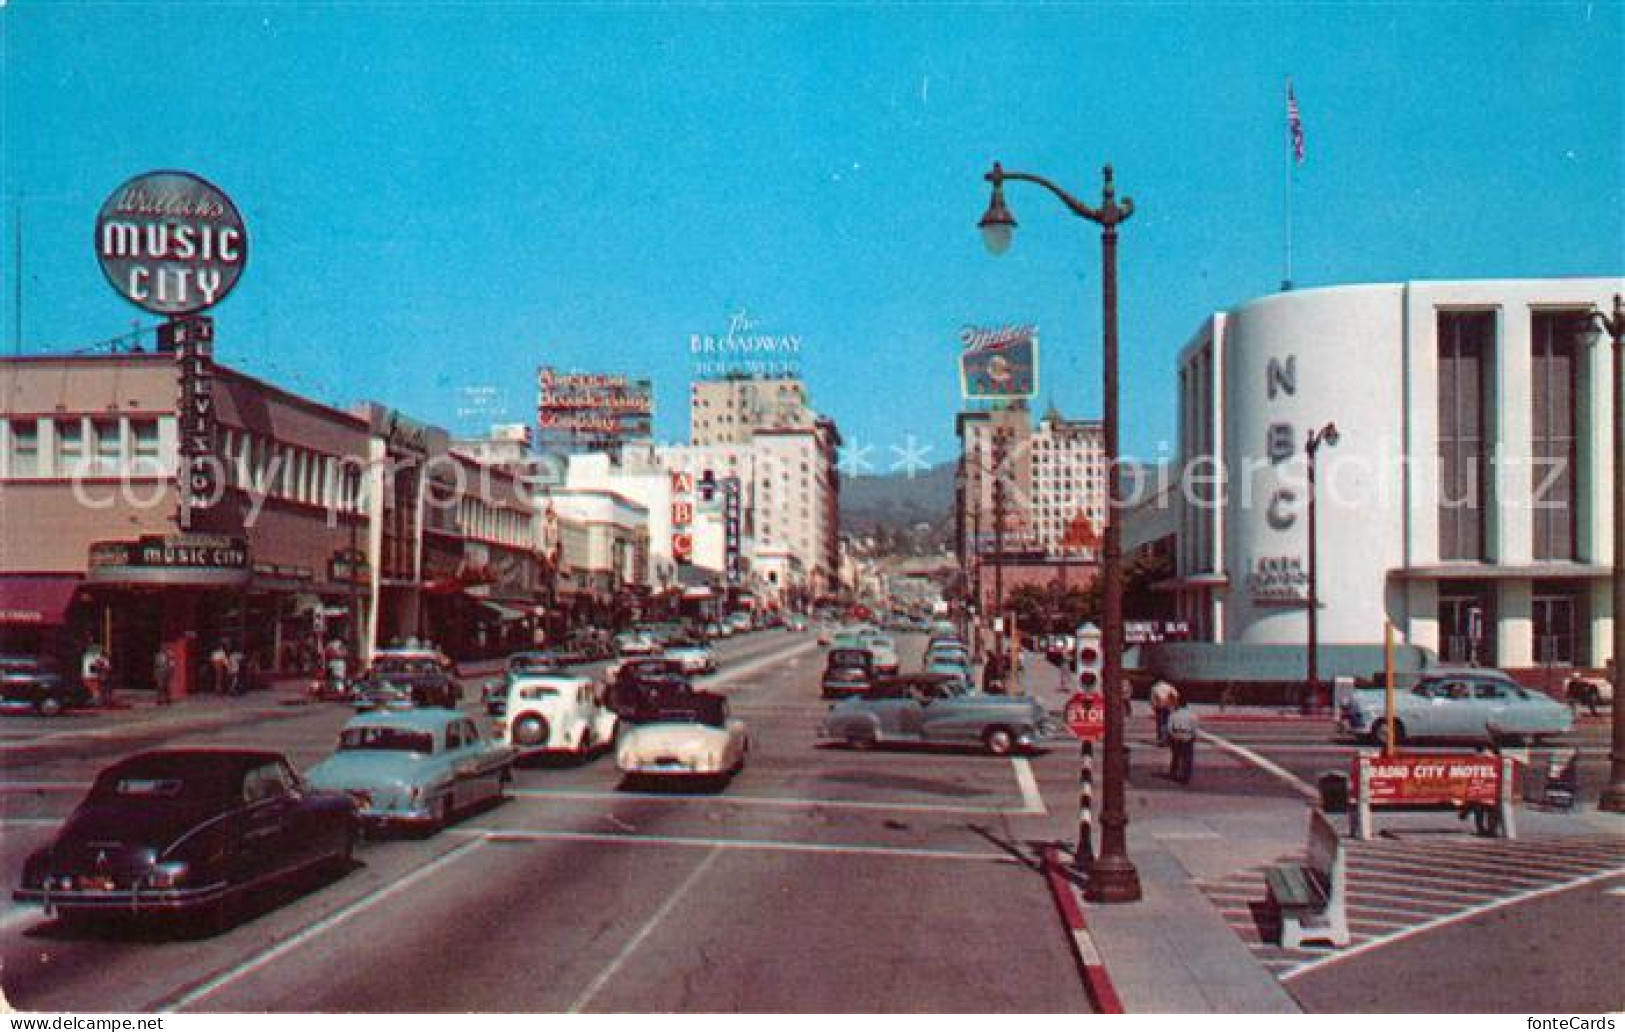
[983,726,1016,756]
[328,823,357,872]
[35,696,64,717]
[1390,720,1408,746]
[513,715,547,747]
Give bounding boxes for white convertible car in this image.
[502,674,619,757]
[616,689,748,780]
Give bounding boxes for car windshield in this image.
[631,691,727,728]
[373,658,440,676]
[339,726,436,754]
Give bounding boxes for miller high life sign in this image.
[959,324,1038,401]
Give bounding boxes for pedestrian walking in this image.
[81,644,108,707]
[226,646,245,696]
[210,643,230,695]
[1149,678,1180,745]
[1167,697,1198,784]
[153,646,175,706]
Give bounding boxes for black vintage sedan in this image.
[14,749,357,921]
[0,654,93,716]
[354,657,462,710]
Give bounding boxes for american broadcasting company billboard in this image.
[959,324,1039,401]
[536,367,653,453]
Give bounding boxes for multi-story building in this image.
[690,374,812,447]
[955,401,1104,613]
[1157,278,1618,686]
[0,351,551,696]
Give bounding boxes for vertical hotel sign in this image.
[723,477,743,586]
[95,171,248,530]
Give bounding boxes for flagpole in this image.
[1282,79,1294,292]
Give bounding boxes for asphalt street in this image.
[0,630,1092,1013]
[2,635,1619,1013]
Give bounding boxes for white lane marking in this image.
[568,846,723,1013]
[0,906,41,933]
[1280,864,1625,982]
[159,836,487,1013]
[1606,885,1625,897]
[1012,757,1047,815]
[505,787,1030,817]
[696,638,819,692]
[0,818,65,828]
[453,826,1018,863]
[1197,729,1320,802]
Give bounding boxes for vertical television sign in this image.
[723,477,743,586]
[162,316,218,530]
[670,471,695,564]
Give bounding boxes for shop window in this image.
[57,419,85,473]
[92,419,121,472]
[132,419,161,475]
[1533,586,1586,666]
[7,419,39,477]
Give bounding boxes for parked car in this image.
[614,631,662,657]
[616,688,748,780]
[502,673,620,757]
[1337,671,1575,745]
[819,674,1055,755]
[821,648,875,699]
[859,633,900,675]
[306,710,511,833]
[483,651,570,715]
[665,639,719,676]
[724,612,753,634]
[605,658,691,717]
[13,749,356,922]
[353,657,461,711]
[786,614,809,633]
[0,655,92,716]
[373,644,459,678]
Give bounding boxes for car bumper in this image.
[14,881,231,914]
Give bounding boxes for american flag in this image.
[1287,80,1306,164]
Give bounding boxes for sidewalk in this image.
[1067,705,1622,1013]
[1073,737,1306,1013]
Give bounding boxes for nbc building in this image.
[1148,277,1620,691]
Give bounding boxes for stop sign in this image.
[1065,691,1106,742]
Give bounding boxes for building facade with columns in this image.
[1162,278,1618,682]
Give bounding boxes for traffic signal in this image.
[1076,622,1103,690]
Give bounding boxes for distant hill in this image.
[840,461,956,547]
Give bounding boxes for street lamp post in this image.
[1583,294,1625,812]
[992,429,1008,659]
[979,161,1141,902]
[1304,423,1340,715]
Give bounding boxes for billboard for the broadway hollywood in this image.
[959,324,1038,401]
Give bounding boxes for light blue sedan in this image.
[1339,671,1574,745]
[305,709,513,834]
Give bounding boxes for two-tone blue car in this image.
[1338,670,1574,745]
[305,709,513,834]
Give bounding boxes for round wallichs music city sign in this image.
[95,170,248,316]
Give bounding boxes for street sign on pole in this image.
[1065,691,1106,742]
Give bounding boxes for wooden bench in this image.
[1265,809,1350,949]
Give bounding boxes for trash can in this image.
[1319,771,1351,814]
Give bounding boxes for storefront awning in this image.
[0,576,82,626]
[479,600,530,621]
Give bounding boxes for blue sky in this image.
[4,2,1620,469]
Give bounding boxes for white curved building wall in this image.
[1174,277,1620,674]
